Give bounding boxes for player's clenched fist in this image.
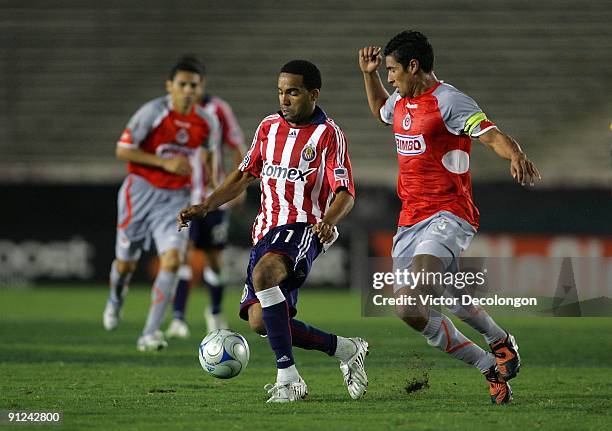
[358,46,382,73]
[312,221,335,244]
[162,157,192,176]
[177,204,208,231]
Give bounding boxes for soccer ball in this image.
[198,329,250,379]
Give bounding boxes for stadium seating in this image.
[1,0,609,184]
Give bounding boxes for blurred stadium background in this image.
[1,0,610,291]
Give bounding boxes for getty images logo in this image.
[261,161,316,182]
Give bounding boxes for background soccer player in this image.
[178,60,369,403]
[359,31,540,404]
[166,61,246,339]
[103,56,220,352]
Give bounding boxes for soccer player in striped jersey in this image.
[103,56,220,352]
[359,31,540,404]
[166,62,246,339]
[179,60,369,403]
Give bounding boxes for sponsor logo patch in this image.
[262,161,316,182]
[395,134,426,156]
[334,167,348,181]
[156,143,194,158]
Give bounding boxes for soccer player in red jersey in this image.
[103,56,220,352]
[166,63,247,339]
[179,60,369,403]
[359,31,540,404]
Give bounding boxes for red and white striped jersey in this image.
[191,95,245,205]
[239,107,355,245]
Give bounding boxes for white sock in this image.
[109,260,132,304]
[334,336,357,362]
[277,364,300,384]
[422,309,495,373]
[448,304,506,344]
[256,287,299,383]
[142,270,178,336]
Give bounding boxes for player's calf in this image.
[394,287,430,332]
[247,305,268,336]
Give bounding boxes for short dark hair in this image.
[280,60,322,91]
[169,55,205,80]
[383,30,434,73]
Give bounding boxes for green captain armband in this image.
[464,112,488,136]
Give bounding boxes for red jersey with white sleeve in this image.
[191,95,245,205]
[239,106,355,245]
[117,95,220,189]
[380,82,497,229]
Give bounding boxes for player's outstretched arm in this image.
[312,189,354,243]
[116,146,192,176]
[358,46,389,122]
[177,168,256,230]
[478,128,541,186]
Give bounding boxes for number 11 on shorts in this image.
[271,229,294,244]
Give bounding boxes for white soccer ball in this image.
[198,329,250,379]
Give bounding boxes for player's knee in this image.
[394,302,428,331]
[115,259,136,275]
[412,254,446,274]
[394,302,412,320]
[159,250,183,272]
[252,254,288,291]
[247,305,267,336]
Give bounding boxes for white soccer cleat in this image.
[264,377,308,403]
[340,337,369,399]
[165,318,190,339]
[103,300,122,331]
[204,308,229,332]
[137,330,168,352]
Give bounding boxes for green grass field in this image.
[1,285,610,430]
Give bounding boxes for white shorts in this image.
[391,211,475,292]
[115,174,190,261]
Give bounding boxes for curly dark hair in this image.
[383,30,434,73]
[280,60,322,91]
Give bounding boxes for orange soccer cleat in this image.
[490,332,521,380]
[484,366,513,405]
